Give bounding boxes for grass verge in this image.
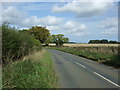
[47,47,120,68]
[2,50,57,88]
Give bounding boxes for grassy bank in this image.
[2,50,57,88]
[47,47,120,68]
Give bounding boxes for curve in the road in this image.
[47,49,119,88]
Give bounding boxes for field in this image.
[63,43,118,47]
[49,43,118,55]
[48,43,119,68]
[49,43,118,47]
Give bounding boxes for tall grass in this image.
[2,23,42,65]
[48,47,120,68]
[2,50,57,88]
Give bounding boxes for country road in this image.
[47,49,120,88]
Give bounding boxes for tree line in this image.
[88,39,118,44]
[19,26,69,46]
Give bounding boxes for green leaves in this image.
[28,26,51,44]
[51,34,69,46]
[2,23,41,65]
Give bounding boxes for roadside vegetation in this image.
[47,46,119,68]
[2,21,119,89]
[2,23,57,88]
[3,50,57,88]
[2,23,42,65]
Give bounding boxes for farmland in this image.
[47,43,119,68]
[49,43,118,47]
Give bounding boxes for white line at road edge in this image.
[75,62,86,68]
[94,72,120,87]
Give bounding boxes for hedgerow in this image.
[2,23,42,65]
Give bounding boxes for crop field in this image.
[48,43,119,68]
[49,43,119,55]
[63,43,118,47]
[49,43,118,47]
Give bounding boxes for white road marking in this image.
[75,62,86,68]
[94,72,120,87]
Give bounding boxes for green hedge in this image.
[2,23,42,65]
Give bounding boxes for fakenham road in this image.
[47,49,120,88]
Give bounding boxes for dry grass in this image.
[49,43,118,47]
[22,50,45,62]
[49,43,119,55]
[3,50,57,88]
[63,43,118,47]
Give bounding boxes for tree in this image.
[101,39,108,43]
[51,34,69,46]
[88,40,101,43]
[88,39,118,44]
[109,40,117,44]
[28,26,51,45]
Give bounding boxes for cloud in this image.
[2,0,41,2]
[101,28,118,35]
[46,25,61,31]
[2,6,27,25]
[2,0,116,2]
[2,6,63,27]
[52,1,113,17]
[46,20,90,36]
[98,17,118,35]
[64,21,86,31]
[98,17,118,28]
[2,5,90,36]
[22,15,64,27]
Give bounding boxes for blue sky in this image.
[1,1,118,43]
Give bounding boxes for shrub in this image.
[2,23,42,65]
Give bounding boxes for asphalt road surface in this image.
[47,49,120,88]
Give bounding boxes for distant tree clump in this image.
[51,34,69,46]
[88,39,118,44]
[109,40,118,44]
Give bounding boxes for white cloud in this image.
[99,17,118,28]
[46,20,90,36]
[2,0,41,2]
[52,1,113,17]
[2,6,27,25]
[101,28,118,35]
[64,22,90,36]
[46,26,61,31]
[2,6,63,27]
[99,17,118,35]
[22,15,63,27]
[2,0,116,2]
[64,20,87,32]
[2,6,90,36]
[72,32,90,36]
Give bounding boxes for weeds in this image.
[2,51,57,88]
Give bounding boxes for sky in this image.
[1,0,119,43]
